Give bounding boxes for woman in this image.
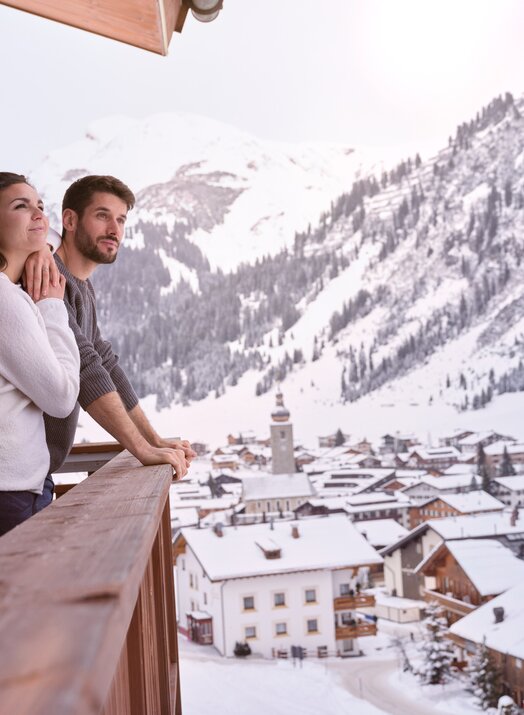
[0,172,80,536]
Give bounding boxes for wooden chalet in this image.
[0,0,223,55]
[415,538,524,625]
[409,491,504,529]
[448,583,524,708]
[0,448,182,714]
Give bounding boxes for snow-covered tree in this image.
[416,602,454,685]
[467,638,501,710]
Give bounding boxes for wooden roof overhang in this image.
[0,0,191,55]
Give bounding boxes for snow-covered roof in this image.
[171,506,200,528]
[354,519,409,547]
[421,491,505,513]
[242,473,315,500]
[346,493,398,506]
[178,515,383,581]
[457,431,495,446]
[403,474,480,492]
[419,539,524,596]
[443,464,478,475]
[493,476,524,492]
[485,441,524,456]
[429,509,524,540]
[449,582,524,659]
[381,509,524,557]
[409,446,461,460]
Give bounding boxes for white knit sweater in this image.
[0,273,80,493]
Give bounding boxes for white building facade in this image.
[174,516,382,658]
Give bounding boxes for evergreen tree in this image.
[500,446,516,476]
[477,444,490,491]
[334,428,345,447]
[416,602,454,685]
[467,638,501,710]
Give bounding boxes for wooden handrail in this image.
[0,451,181,715]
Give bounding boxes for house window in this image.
[203,593,208,606]
[340,583,350,596]
[189,574,194,588]
[181,559,185,571]
[516,658,522,669]
[307,619,319,633]
[280,431,286,440]
[305,589,316,604]
[286,500,290,510]
[276,622,288,636]
[245,626,257,639]
[243,596,255,611]
[274,592,286,607]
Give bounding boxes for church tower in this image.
[270,390,295,474]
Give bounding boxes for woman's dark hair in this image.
[0,172,30,272]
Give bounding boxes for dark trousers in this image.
[0,475,54,537]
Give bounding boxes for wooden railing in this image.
[335,622,377,639]
[0,450,181,715]
[333,593,376,610]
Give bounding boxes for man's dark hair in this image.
[0,172,31,271]
[62,175,135,220]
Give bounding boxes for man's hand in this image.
[23,247,60,301]
[156,438,197,466]
[138,445,189,481]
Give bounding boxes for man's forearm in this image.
[86,392,151,460]
[128,404,162,446]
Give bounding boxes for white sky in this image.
[1,0,523,174]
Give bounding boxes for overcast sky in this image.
[1,0,523,174]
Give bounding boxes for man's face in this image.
[72,191,128,264]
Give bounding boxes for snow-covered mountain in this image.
[32,95,524,445]
[31,112,394,271]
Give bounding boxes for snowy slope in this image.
[30,112,398,271]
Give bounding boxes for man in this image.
[27,175,194,506]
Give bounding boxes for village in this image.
[171,390,524,713]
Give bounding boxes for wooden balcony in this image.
[333,593,376,610]
[422,588,476,617]
[0,450,182,714]
[335,622,377,639]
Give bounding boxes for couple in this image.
[0,172,195,537]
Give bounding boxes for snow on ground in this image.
[179,649,389,715]
[179,623,488,715]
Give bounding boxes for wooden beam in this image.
[0,0,187,55]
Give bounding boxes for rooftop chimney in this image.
[291,523,300,539]
[493,606,505,623]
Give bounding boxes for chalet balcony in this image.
[0,447,182,715]
[335,622,377,639]
[422,588,476,618]
[333,593,376,611]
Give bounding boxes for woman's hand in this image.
[22,246,60,301]
[39,273,66,301]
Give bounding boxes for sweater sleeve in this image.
[63,289,138,411]
[0,291,80,418]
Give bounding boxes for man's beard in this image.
[74,224,118,264]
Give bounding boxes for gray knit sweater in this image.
[44,256,139,474]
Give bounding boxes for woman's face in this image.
[0,182,49,258]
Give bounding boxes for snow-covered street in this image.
[179,631,481,715]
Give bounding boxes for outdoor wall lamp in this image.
[183,0,224,23]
